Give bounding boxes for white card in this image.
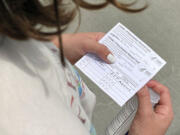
[75,23,166,106]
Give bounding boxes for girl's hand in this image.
[129,80,174,135]
[52,32,115,64]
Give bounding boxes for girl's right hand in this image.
[129,80,174,135]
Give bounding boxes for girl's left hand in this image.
[52,32,115,64]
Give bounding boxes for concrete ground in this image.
[66,0,180,134]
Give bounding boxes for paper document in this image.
[75,23,166,106]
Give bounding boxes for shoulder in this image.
[0,37,52,96]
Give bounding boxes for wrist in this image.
[62,33,74,45]
[50,33,74,49]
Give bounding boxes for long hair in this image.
[0,0,148,66]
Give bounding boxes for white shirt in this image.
[0,36,96,135]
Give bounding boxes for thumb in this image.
[83,39,116,64]
[96,44,116,64]
[137,86,153,116]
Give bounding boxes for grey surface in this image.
[66,0,180,134]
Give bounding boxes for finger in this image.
[95,32,105,41]
[147,80,172,107]
[137,86,153,115]
[83,39,115,64]
[78,32,105,40]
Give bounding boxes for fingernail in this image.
[107,54,116,64]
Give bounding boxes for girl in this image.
[0,0,173,135]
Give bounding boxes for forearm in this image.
[50,33,74,49]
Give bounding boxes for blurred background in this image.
[65,0,180,134]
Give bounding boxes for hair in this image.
[0,0,148,66]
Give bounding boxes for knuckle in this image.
[96,46,104,55]
[164,106,171,112]
[139,92,149,99]
[99,45,108,54]
[101,45,108,51]
[96,32,105,41]
[164,88,170,95]
[138,88,149,97]
[97,32,105,36]
[158,82,169,91]
[164,86,169,91]
[163,106,174,120]
[159,85,169,93]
